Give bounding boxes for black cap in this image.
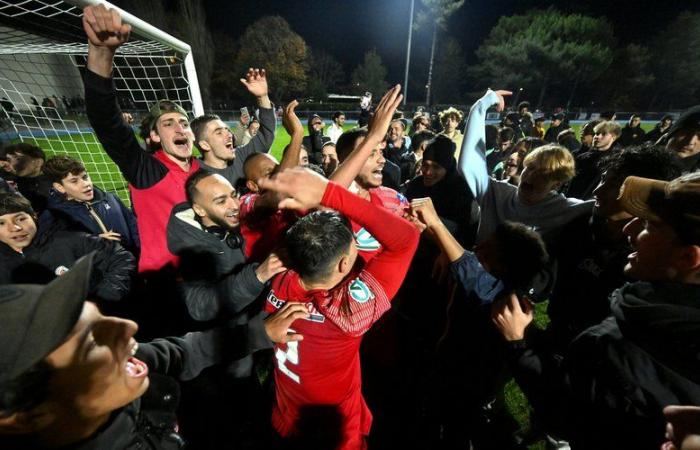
[0,253,93,383]
[423,135,456,172]
[666,105,700,139]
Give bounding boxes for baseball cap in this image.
[0,253,93,383]
[618,172,700,245]
[147,99,189,131]
[666,105,700,139]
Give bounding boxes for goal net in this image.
[0,0,203,205]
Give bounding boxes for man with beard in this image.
[493,170,700,450]
[331,85,411,262]
[403,135,478,246]
[166,170,286,448]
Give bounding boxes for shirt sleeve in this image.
[320,182,419,300]
[458,89,501,203]
[84,69,167,189]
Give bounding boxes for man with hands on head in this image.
[82,4,272,273]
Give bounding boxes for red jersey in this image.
[352,186,409,262]
[239,192,297,263]
[265,182,419,450]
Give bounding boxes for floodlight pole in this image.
[403,0,415,106]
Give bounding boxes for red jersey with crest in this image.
[265,182,419,450]
[239,192,297,263]
[351,185,409,263]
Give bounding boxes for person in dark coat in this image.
[566,120,621,200]
[618,114,646,147]
[664,105,700,174]
[0,252,306,450]
[0,191,135,303]
[42,155,139,253]
[493,171,700,450]
[644,115,673,144]
[544,113,566,143]
[403,135,478,246]
[302,114,330,165]
[3,143,52,214]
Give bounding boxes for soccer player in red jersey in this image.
[331,85,413,262]
[259,167,420,449]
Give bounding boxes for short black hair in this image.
[498,127,516,143]
[285,210,353,284]
[598,144,683,182]
[581,119,603,137]
[492,221,549,289]
[0,360,53,416]
[518,101,530,111]
[4,143,45,161]
[185,168,216,205]
[43,155,87,184]
[336,128,368,163]
[0,191,35,217]
[190,114,221,150]
[409,130,435,153]
[332,111,345,120]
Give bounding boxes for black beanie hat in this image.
[423,135,456,172]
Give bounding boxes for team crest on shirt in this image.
[354,227,380,251]
[348,278,374,303]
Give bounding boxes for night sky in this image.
[206,0,698,95]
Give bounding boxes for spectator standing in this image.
[566,120,621,200]
[327,111,346,144]
[618,114,646,146]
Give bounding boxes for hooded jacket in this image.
[44,186,140,252]
[508,281,700,450]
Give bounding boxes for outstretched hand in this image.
[491,292,534,341]
[257,167,328,211]
[491,89,513,112]
[83,5,131,51]
[240,68,269,98]
[368,85,403,141]
[282,100,303,138]
[264,302,309,344]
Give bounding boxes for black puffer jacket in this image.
[0,222,135,302]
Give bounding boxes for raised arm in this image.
[259,168,419,299]
[458,89,511,202]
[236,69,275,157]
[331,85,403,188]
[83,5,164,186]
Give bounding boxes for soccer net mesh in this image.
[0,0,203,205]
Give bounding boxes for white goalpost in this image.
[0,0,204,204]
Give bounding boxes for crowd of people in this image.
[1,4,700,450]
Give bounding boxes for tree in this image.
[469,8,615,108]
[431,36,467,104]
[597,44,654,109]
[307,48,345,100]
[415,0,464,105]
[350,50,389,96]
[649,12,700,108]
[232,16,309,103]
